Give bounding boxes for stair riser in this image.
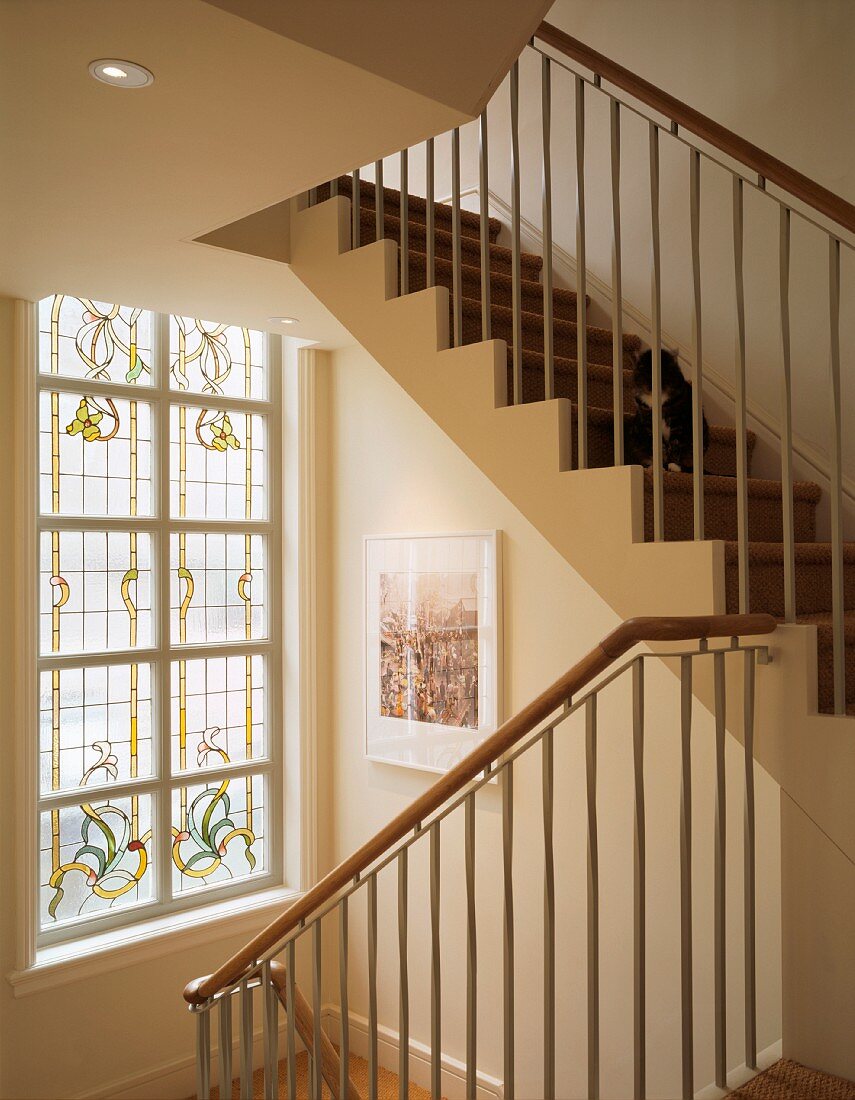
[726,562,855,617]
[409,257,580,318]
[489,310,635,368]
[643,490,816,543]
[816,639,855,710]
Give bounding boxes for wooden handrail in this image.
[535,21,855,235]
[184,613,775,1004]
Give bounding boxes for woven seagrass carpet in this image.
[727,1058,855,1099]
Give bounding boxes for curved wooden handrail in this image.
[184,613,775,1004]
[535,20,855,235]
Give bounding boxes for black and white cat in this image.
[626,348,709,472]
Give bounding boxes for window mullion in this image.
[155,311,173,908]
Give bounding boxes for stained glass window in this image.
[34,294,279,941]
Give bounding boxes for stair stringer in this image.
[289,195,855,866]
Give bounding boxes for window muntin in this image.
[35,294,279,940]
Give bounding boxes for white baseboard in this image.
[695,1038,782,1100]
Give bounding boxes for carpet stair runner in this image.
[322,174,855,714]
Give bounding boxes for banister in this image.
[534,21,855,235]
[184,612,775,1005]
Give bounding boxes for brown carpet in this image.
[728,1059,855,1099]
[207,1050,437,1099]
[318,174,855,713]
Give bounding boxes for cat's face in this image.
[634,349,686,400]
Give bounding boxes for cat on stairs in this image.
[626,348,710,472]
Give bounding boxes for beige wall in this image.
[316,342,782,1097]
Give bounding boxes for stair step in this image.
[320,174,502,243]
[641,469,820,543]
[799,612,855,710]
[355,209,543,279]
[482,296,641,366]
[517,347,635,412]
[726,542,855,617]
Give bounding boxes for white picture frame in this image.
[364,531,503,774]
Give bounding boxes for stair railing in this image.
[185,613,775,1100]
[311,22,853,715]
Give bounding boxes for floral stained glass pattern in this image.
[171,775,264,894]
[169,316,264,400]
[39,295,152,385]
[40,531,152,654]
[40,664,153,795]
[171,655,264,774]
[40,392,152,516]
[169,406,265,520]
[170,532,264,645]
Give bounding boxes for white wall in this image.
[316,342,782,1098]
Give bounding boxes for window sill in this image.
[7,885,299,998]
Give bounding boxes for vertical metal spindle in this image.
[375,159,385,241]
[430,822,442,1100]
[744,652,758,1069]
[368,874,379,1100]
[690,149,705,539]
[632,659,647,1100]
[196,1009,211,1100]
[352,168,360,249]
[479,111,492,340]
[713,652,728,1087]
[339,897,350,1100]
[610,100,624,466]
[452,128,463,348]
[286,941,297,1100]
[264,961,278,1100]
[733,178,750,611]
[585,696,600,1100]
[219,993,233,1100]
[510,60,523,404]
[465,792,477,1100]
[308,186,318,207]
[576,76,589,468]
[330,175,339,198]
[542,55,555,399]
[649,123,664,540]
[502,761,515,1100]
[426,138,435,289]
[679,657,694,1099]
[828,236,846,714]
[240,979,253,1100]
[400,149,409,296]
[398,849,410,1099]
[543,730,556,1099]
[312,923,323,1100]
[779,208,796,622]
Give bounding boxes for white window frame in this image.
[15,298,302,960]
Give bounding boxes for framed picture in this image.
[364,531,502,774]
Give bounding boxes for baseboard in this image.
[321,1004,504,1100]
[695,1038,783,1100]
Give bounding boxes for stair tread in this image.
[463,294,641,354]
[642,468,821,500]
[728,542,855,562]
[410,249,582,310]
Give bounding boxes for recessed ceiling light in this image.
[89,59,154,89]
[268,316,299,325]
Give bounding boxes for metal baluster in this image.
[400,150,409,296]
[368,873,379,1100]
[452,128,463,348]
[426,138,435,289]
[398,849,410,1099]
[196,1009,211,1100]
[339,897,350,1100]
[586,696,600,1100]
[576,76,589,468]
[713,652,728,1087]
[352,168,360,249]
[633,658,646,1100]
[479,111,492,340]
[733,178,750,611]
[430,822,442,1100]
[610,100,624,466]
[240,979,253,1100]
[330,175,339,198]
[543,729,556,1099]
[649,123,664,540]
[501,761,515,1100]
[744,652,758,1069]
[779,208,796,622]
[308,186,318,207]
[542,55,555,399]
[375,159,385,241]
[312,923,323,1100]
[264,961,278,1100]
[465,792,477,1100]
[286,941,297,1100]
[679,657,694,1099]
[219,993,233,1100]
[828,236,846,713]
[690,149,705,539]
[510,60,523,404]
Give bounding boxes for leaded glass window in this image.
[35,294,280,940]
